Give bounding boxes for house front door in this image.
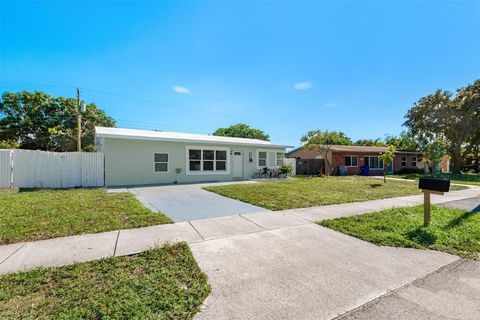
[387,162,394,174]
[232,151,243,178]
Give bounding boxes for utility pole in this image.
[77,88,82,151]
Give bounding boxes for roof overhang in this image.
[95,127,292,149]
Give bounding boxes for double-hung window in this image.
[258,151,267,167]
[188,148,228,174]
[401,156,407,167]
[276,152,284,166]
[365,156,383,169]
[412,156,417,167]
[215,150,227,171]
[345,156,358,167]
[154,153,168,172]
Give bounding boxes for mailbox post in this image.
[418,177,450,226]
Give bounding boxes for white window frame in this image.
[257,150,269,169]
[365,156,384,170]
[401,156,407,167]
[185,146,230,175]
[153,152,169,173]
[344,155,358,167]
[412,156,417,167]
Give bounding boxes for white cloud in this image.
[172,86,191,94]
[324,103,337,107]
[293,81,313,90]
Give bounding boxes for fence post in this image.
[10,150,14,188]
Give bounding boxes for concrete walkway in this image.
[1,187,478,275]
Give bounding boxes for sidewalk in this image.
[1,187,479,275]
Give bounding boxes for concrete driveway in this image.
[191,224,459,320]
[129,182,268,222]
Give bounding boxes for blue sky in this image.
[1,1,479,148]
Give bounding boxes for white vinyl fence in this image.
[284,157,296,176]
[0,149,104,188]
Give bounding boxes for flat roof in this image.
[95,127,292,148]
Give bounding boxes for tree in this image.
[421,139,446,176]
[354,138,386,146]
[404,80,480,173]
[379,145,395,183]
[0,139,19,149]
[213,123,270,141]
[0,91,115,152]
[384,131,419,151]
[300,130,352,175]
[457,80,480,165]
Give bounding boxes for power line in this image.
[0,81,267,123]
[116,119,212,132]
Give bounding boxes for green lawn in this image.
[0,188,172,244]
[204,176,465,211]
[392,172,480,186]
[318,206,480,259]
[0,242,211,319]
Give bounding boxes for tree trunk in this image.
[383,161,387,183]
[450,148,463,174]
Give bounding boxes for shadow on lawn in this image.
[405,227,437,246]
[444,209,479,230]
[369,183,383,188]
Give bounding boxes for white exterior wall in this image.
[101,138,285,187]
[0,149,104,188]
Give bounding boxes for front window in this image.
[189,149,201,171]
[345,156,358,167]
[216,150,227,171]
[412,156,417,167]
[188,148,228,173]
[258,151,267,167]
[154,153,168,172]
[365,156,384,169]
[276,152,284,166]
[401,156,407,167]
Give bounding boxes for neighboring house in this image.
[286,145,424,175]
[95,127,291,186]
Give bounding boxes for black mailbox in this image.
[419,177,450,192]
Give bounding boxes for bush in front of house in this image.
[395,167,425,174]
[278,163,293,176]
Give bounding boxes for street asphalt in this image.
[338,259,480,320]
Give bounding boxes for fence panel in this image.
[81,152,104,187]
[1,150,104,189]
[295,159,325,175]
[0,150,12,188]
[284,158,296,176]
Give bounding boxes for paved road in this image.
[129,182,268,222]
[338,260,480,320]
[438,196,480,212]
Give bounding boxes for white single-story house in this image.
[95,127,292,187]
